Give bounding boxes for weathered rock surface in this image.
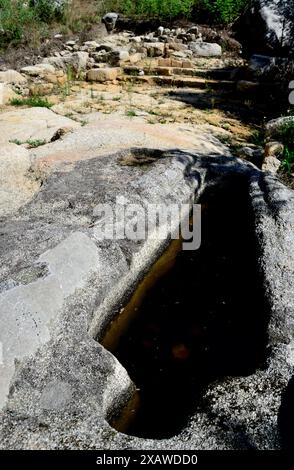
[0,142,293,450]
[0,144,40,217]
[0,12,293,450]
[249,54,288,78]
[0,107,80,145]
[28,113,229,175]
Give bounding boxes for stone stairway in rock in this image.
[122,57,280,100]
[122,58,240,93]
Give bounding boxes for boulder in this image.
[44,70,67,85]
[143,42,165,57]
[189,42,222,57]
[21,64,56,77]
[82,41,100,52]
[235,0,294,56]
[266,116,294,138]
[237,146,264,166]
[0,148,293,450]
[102,12,119,34]
[63,52,89,75]
[29,83,54,96]
[0,70,27,85]
[157,26,164,37]
[87,68,119,82]
[108,50,130,66]
[43,56,66,70]
[43,52,89,75]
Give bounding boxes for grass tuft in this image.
[10,96,53,108]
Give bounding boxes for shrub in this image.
[200,0,250,24]
[281,146,294,173]
[31,0,63,23]
[108,0,251,24]
[275,121,294,148]
[110,0,195,20]
[273,121,294,174]
[0,0,66,44]
[0,0,36,42]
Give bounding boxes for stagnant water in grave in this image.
[105,181,269,439]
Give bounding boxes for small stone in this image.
[50,127,74,142]
[157,26,164,37]
[262,156,281,174]
[131,37,142,44]
[187,26,199,35]
[83,41,100,49]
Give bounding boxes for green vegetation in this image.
[250,128,265,147]
[10,96,53,108]
[109,0,250,23]
[26,138,47,147]
[0,0,251,48]
[9,138,22,145]
[200,0,250,24]
[0,0,39,43]
[0,0,103,45]
[275,121,294,174]
[0,0,63,43]
[281,146,294,174]
[112,0,194,20]
[126,109,137,117]
[9,138,46,147]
